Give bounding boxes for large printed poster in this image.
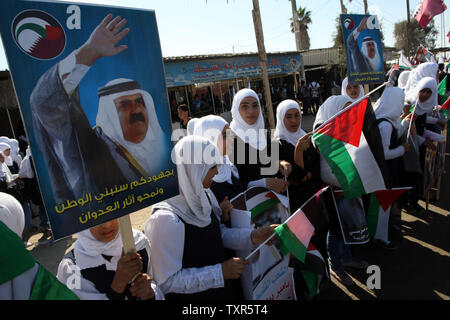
[0,0,178,239]
[341,14,384,84]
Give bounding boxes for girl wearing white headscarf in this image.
[57,219,163,300]
[341,77,364,102]
[0,143,18,190]
[229,88,291,193]
[7,139,22,172]
[373,87,410,164]
[275,99,321,212]
[412,77,446,146]
[397,70,411,89]
[404,62,439,104]
[373,87,410,248]
[193,115,242,223]
[145,135,275,300]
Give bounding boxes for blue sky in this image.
[1,0,449,70]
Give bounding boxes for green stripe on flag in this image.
[313,132,366,199]
[301,270,318,300]
[274,223,307,263]
[250,198,280,219]
[367,193,380,238]
[29,264,79,300]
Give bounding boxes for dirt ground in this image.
[26,114,450,300]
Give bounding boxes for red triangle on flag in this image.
[315,98,368,147]
[440,96,450,110]
[307,242,317,251]
[374,188,410,211]
[266,192,278,200]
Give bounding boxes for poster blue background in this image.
[340,14,385,84]
[0,0,179,239]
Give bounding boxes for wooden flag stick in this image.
[118,214,136,254]
[118,214,139,284]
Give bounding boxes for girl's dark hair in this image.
[178,104,189,112]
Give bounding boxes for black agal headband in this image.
[97,80,141,98]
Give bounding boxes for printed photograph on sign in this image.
[230,187,293,299]
[0,0,179,239]
[341,14,385,85]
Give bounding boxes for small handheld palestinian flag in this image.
[273,187,330,263]
[438,75,448,105]
[299,242,329,300]
[313,98,389,199]
[366,187,411,242]
[245,187,329,262]
[439,98,450,138]
[244,187,283,219]
[274,208,315,264]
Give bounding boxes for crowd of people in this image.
[1,58,448,300]
[0,137,52,246]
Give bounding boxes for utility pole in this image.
[363,0,368,14]
[362,1,369,95]
[290,0,301,51]
[406,0,410,57]
[339,0,347,80]
[252,0,275,130]
[339,0,347,14]
[290,0,303,99]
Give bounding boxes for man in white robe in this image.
[30,15,166,202]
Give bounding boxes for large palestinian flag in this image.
[313,98,389,199]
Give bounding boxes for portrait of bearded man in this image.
[30,14,167,202]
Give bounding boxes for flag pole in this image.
[245,186,329,260]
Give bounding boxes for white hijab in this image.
[7,139,20,162]
[230,88,267,150]
[74,226,148,269]
[193,115,239,184]
[186,118,199,136]
[0,192,25,238]
[397,70,411,89]
[18,147,34,179]
[274,99,306,146]
[341,77,364,102]
[404,62,438,103]
[153,136,221,228]
[0,142,13,167]
[313,95,353,130]
[413,77,438,116]
[96,78,165,175]
[0,143,15,185]
[373,87,406,134]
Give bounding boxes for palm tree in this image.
[290,6,312,50]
